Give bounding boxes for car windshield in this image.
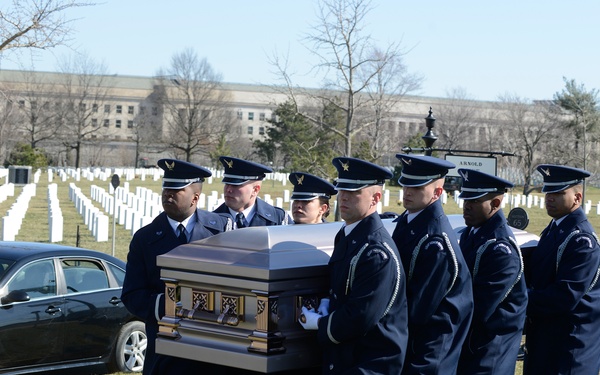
[0,258,15,278]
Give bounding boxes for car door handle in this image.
[45,306,61,315]
[109,297,122,305]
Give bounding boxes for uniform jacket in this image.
[391,199,474,375]
[121,210,230,375]
[317,212,408,374]
[457,210,527,375]
[213,197,291,226]
[525,207,600,374]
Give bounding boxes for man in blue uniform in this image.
[391,154,473,375]
[524,164,600,374]
[299,157,408,374]
[121,159,232,375]
[455,169,527,375]
[213,156,291,227]
[289,172,337,224]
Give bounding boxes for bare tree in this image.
[55,53,112,167]
[154,48,234,163]
[495,94,561,194]
[435,87,479,150]
[271,0,421,158]
[131,94,164,167]
[0,0,93,53]
[361,47,423,160]
[0,89,20,164]
[11,70,59,148]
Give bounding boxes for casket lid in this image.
[157,221,344,280]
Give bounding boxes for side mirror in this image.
[1,290,31,305]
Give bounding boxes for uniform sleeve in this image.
[121,238,164,322]
[528,233,600,317]
[473,240,521,323]
[318,244,400,345]
[407,237,457,325]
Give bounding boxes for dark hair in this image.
[319,197,332,218]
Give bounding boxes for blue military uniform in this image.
[121,159,231,375]
[392,154,473,375]
[456,169,527,375]
[524,165,600,374]
[312,157,408,374]
[214,156,291,226]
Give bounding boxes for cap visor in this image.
[542,184,570,193]
[162,181,191,189]
[458,191,487,200]
[222,177,250,185]
[291,193,319,201]
[335,182,369,191]
[398,177,433,187]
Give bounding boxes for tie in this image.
[399,213,408,227]
[547,221,557,236]
[177,224,187,244]
[236,213,247,229]
[335,226,346,243]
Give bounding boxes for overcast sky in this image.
[1,0,598,102]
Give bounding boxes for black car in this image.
[0,242,146,374]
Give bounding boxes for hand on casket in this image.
[299,306,321,330]
[317,298,330,316]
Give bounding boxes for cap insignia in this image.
[541,167,551,176]
[224,159,234,169]
[341,160,350,171]
[165,161,175,170]
[401,158,412,165]
[296,174,304,185]
[459,170,469,181]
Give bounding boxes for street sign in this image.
[445,155,497,177]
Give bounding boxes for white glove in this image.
[317,298,330,316]
[299,306,321,330]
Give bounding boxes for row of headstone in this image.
[1,183,36,241]
[68,183,109,242]
[0,182,15,204]
[48,183,63,243]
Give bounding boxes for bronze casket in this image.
[155,221,345,373]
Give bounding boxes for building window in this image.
[259,112,265,121]
[128,106,134,114]
[247,126,253,135]
[248,112,254,121]
[127,120,134,128]
[79,103,86,111]
[31,101,38,110]
[18,100,25,108]
[140,106,146,114]
[92,119,98,127]
[104,104,110,113]
[152,107,158,116]
[116,105,122,114]
[116,120,122,128]
[237,111,243,120]
[103,119,109,127]
[92,104,98,113]
[259,127,265,135]
[271,113,277,121]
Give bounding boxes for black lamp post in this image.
[422,106,438,156]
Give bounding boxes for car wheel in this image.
[108,320,147,373]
